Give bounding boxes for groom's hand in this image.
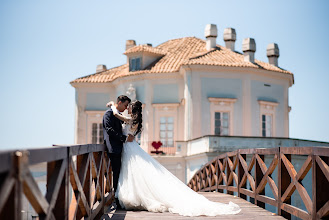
[127,134,134,142]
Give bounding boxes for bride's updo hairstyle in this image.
[131,100,143,136]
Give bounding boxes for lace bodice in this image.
[122,121,138,136]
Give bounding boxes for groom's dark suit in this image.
[102,108,127,196]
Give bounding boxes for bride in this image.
[107,100,241,217]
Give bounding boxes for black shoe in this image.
[115,198,124,210]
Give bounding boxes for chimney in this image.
[204,24,217,51]
[223,28,236,51]
[126,40,136,51]
[96,64,107,73]
[267,43,280,66]
[242,38,256,63]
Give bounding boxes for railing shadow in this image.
[101,207,127,220]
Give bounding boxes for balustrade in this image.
[0,144,114,220]
[188,147,329,220]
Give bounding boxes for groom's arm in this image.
[103,110,127,143]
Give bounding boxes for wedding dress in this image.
[115,121,241,217]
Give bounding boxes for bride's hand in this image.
[127,134,134,142]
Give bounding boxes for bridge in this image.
[0,145,328,219]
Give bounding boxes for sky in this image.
[0,0,329,150]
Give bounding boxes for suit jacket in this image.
[102,108,127,154]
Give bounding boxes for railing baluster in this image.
[255,154,265,209]
[278,150,291,219]
[188,147,329,220]
[238,152,247,200]
[314,155,329,219]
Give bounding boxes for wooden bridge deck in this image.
[101,192,285,220]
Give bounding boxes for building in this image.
[70,24,296,182]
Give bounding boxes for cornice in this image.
[180,64,294,87]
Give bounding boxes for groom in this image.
[103,95,134,209]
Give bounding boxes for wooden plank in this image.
[280,147,312,155]
[0,179,22,220]
[280,153,297,179]
[312,147,329,157]
[281,183,295,202]
[238,154,247,200]
[238,154,255,191]
[314,155,329,219]
[239,148,255,155]
[280,203,310,220]
[255,154,265,208]
[278,152,291,219]
[69,159,90,217]
[239,188,254,198]
[103,192,286,219]
[295,155,312,181]
[22,170,51,215]
[70,144,106,156]
[317,200,329,219]
[0,172,15,213]
[255,195,277,207]
[315,155,329,182]
[254,148,279,155]
[28,146,68,165]
[46,158,68,220]
[295,182,312,214]
[256,155,278,201]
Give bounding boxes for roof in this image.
[71,37,293,84]
[124,44,166,56]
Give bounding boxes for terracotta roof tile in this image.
[124,44,166,56]
[71,37,292,84]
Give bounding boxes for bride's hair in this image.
[131,100,143,136]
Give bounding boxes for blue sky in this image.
[1,0,328,150]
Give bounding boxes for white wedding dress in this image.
[115,122,241,217]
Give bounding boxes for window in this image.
[214,112,229,135]
[160,117,174,147]
[129,57,141,71]
[258,101,278,137]
[152,103,179,155]
[209,98,236,136]
[262,115,272,137]
[92,123,103,144]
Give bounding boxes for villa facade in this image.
[70,24,295,183]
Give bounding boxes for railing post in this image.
[100,151,105,216]
[3,151,24,220]
[255,154,265,208]
[278,148,291,219]
[238,151,247,200]
[313,152,329,219]
[76,153,90,219]
[226,155,233,195]
[46,147,69,220]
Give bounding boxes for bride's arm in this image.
[107,101,132,122]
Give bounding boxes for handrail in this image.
[187,147,329,220]
[0,144,114,219]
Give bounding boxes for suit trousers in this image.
[108,152,122,196]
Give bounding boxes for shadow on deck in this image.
[101,192,284,220]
